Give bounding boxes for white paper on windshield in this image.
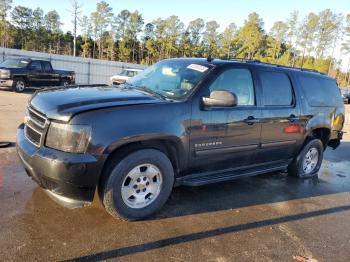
[187,64,208,73]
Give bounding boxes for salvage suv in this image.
[16,58,345,220]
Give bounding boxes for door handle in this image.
[287,114,299,122]
[244,116,260,125]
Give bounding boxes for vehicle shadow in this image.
[64,204,350,261]
[63,144,350,261]
[9,142,349,261]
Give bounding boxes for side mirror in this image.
[202,90,237,107]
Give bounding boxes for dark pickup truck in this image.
[0,58,75,92]
[16,58,345,220]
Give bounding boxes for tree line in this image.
[0,0,350,87]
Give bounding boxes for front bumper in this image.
[16,124,102,208]
[0,79,13,88]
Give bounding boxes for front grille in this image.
[28,107,47,128]
[24,107,48,147]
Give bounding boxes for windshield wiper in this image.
[123,83,168,100]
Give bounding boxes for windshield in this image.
[0,59,29,68]
[120,69,139,77]
[126,60,211,99]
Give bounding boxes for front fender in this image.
[71,102,192,172]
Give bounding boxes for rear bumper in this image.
[16,124,103,208]
[0,79,13,88]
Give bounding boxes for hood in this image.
[30,86,163,122]
[0,67,24,72]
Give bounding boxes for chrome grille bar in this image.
[24,106,49,147]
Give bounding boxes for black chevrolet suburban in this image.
[0,58,75,92]
[16,58,345,220]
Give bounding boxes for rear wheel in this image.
[288,138,324,178]
[100,149,174,220]
[13,78,26,93]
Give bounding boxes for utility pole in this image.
[69,0,82,57]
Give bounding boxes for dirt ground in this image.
[0,89,350,261]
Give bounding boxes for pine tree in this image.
[236,13,264,59]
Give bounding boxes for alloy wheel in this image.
[121,163,163,209]
[302,147,319,175]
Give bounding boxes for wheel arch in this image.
[99,136,187,187]
[13,75,28,83]
[305,126,331,149]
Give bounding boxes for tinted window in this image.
[209,68,255,106]
[260,71,293,106]
[298,75,342,107]
[30,61,42,71]
[42,61,52,71]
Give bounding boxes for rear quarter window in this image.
[298,75,342,107]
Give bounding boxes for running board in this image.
[176,162,288,187]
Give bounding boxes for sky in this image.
[11,0,350,67]
[12,0,350,31]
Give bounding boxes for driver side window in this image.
[209,68,255,106]
[30,61,42,71]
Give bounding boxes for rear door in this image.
[256,69,304,163]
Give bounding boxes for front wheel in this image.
[100,149,174,220]
[13,78,26,93]
[60,79,70,86]
[288,138,324,178]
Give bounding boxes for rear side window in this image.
[298,75,342,107]
[259,71,293,106]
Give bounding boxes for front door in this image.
[189,66,262,172]
[256,69,304,163]
[27,61,43,87]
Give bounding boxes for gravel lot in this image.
[0,89,350,261]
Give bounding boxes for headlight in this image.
[0,69,10,78]
[46,122,91,153]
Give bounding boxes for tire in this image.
[13,78,26,93]
[288,138,324,178]
[100,149,174,220]
[60,79,70,87]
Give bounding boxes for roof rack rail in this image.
[224,58,261,63]
[218,57,324,75]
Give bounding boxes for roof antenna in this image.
[207,55,213,62]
